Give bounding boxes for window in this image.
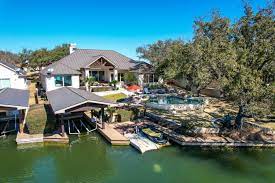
[55,75,72,87]
[91,71,98,79]
[0,79,11,89]
[99,71,105,81]
[90,71,105,81]
[118,73,124,82]
[64,76,72,86]
[55,76,63,87]
[144,74,157,83]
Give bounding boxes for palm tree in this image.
[110,80,118,90]
[84,76,96,91]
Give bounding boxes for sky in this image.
[0,0,268,59]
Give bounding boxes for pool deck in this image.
[16,133,69,144]
[97,124,130,146]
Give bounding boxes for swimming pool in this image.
[146,95,206,111]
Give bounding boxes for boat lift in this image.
[0,114,18,137]
[67,117,98,135]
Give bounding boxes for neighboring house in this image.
[0,61,27,90]
[40,44,157,91]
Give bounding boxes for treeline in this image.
[137,2,275,127]
[0,44,70,70]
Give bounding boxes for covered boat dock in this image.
[0,88,29,135]
[46,87,117,136]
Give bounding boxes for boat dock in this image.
[16,133,69,144]
[97,124,130,145]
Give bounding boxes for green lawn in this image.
[261,123,275,130]
[103,93,127,102]
[26,104,57,134]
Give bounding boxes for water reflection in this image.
[0,134,274,183]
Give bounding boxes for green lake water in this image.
[0,133,274,183]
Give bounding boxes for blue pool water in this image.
[148,95,203,105]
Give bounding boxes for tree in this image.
[85,76,97,91]
[136,1,274,128]
[137,40,184,77]
[26,44,70,70]
[220,3,275,128]
[18,48,32,68]
[124,72,138,85]
[192,12,237,95]
[0,51,20,65]
[110,80,118,89]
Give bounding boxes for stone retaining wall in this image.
[243,121,274,135]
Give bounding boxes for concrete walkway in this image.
[97,124,130,145]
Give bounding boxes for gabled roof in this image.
[0,88,29,109]
[0,60,26,75]
[130,61,154,73]
[40,49,139,75]
[84,55,118,68]
[46,87,116,114]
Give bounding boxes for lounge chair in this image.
[143,87,151,94]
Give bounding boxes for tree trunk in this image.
[196,90,200,97]
[235,106,244,129]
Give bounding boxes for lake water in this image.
[0,133,274,183]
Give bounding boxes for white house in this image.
[40,44,157,92]
[0,61,27,90]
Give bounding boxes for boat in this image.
[124,133,158,153]
[140,127,168,145]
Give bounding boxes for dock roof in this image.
[46,87,117,114]
[0,88,29,110]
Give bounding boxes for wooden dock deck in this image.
[97,124,130,145]
[16,133,69,145]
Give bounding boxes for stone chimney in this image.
[69,43,77,54]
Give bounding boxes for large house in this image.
[40,44,157,91]
[0,61,27,90]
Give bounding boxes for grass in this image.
[115,109,133,122]
[26,104,56,134]
[261,123,275,130]
[103,93,127,102]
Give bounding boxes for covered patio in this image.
[0,88,29,135]
[82,56,126,82]
[46,87,117,136]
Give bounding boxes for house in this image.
[40,44,157,92]
[0,61,27,90]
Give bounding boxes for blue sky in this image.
[0,0,268,59]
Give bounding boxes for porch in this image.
[81,56,127,87]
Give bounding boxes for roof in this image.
[46,87,117,114]
[41,49,140,75]
[0,60,26,75]
[130,61,154,73]
[0,88,29,109]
